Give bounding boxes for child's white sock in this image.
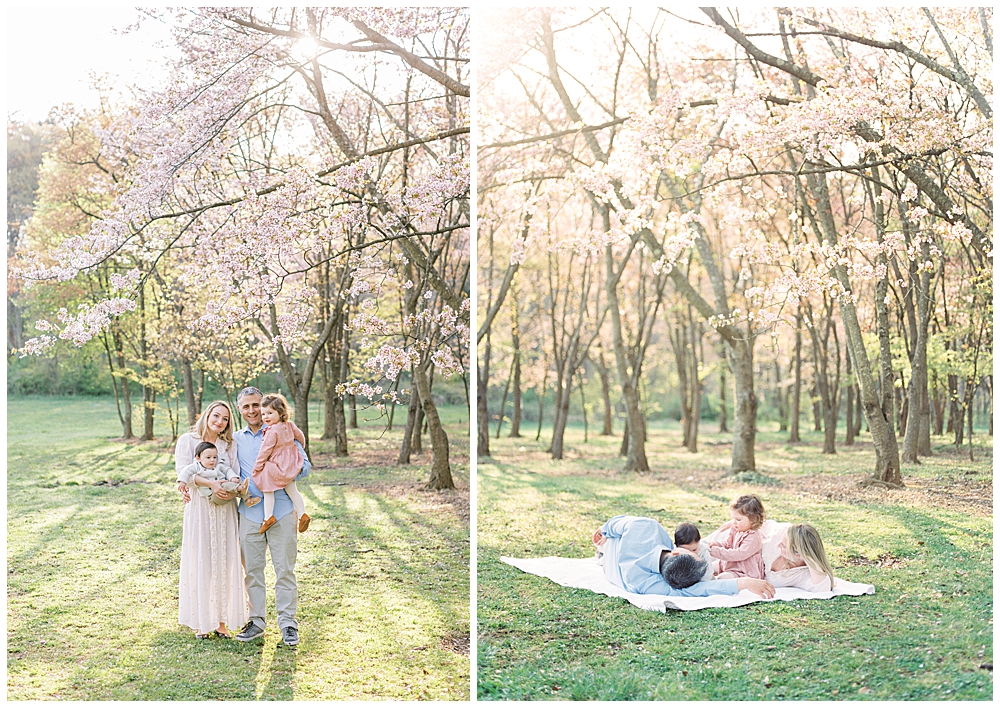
[263,491,275,519]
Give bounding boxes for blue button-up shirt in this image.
[599,515,739,597]
[234,425,311,523]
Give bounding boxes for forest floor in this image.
[7,395,470,700]
[477,419,993,700]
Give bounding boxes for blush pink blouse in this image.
[710,527,765,579]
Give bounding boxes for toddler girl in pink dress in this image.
[709,493,766,580]
[253,393,310,534]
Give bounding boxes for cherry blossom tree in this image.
[479,7,991,484]
[17,8,469,489]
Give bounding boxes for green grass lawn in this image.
[7,395,470,700]
[477,419,993,701]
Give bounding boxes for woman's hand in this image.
[737,577,775,599]
[592,529,606,545]
[177,482,191,504]
[208,479,233,500]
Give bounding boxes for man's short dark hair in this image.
[674,522,701,548]
[237,386,263,403]
[660,552,709,590]
[195,441,217,458]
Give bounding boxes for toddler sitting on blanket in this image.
[709,494,766,580]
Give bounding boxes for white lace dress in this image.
[175,433,248,633]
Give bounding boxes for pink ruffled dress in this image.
[251,421,305,492]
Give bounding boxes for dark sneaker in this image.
[281,626,300,646]
[235,621,264,642]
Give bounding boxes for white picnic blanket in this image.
[501,520,874,612]
[500,556,874,611]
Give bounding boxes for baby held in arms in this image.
[709,494,766,580]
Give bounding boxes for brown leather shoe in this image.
[298,513,311,533]
[259,515,277,534]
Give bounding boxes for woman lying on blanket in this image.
[594,515,775,599]
[764,523,836,592]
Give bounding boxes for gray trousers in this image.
[239,511,298,630]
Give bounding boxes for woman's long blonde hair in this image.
[787,524,835,591]
[191,400,235,444]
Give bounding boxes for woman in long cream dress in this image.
[174,400,247,638]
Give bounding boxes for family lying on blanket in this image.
[593,494,835,599]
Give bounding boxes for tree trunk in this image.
[985,375,993,437]
[398,377,419,464]
[416,359,453,490]
[411,394,424,453]
[845,345,855,446]
[718,352,729,434]
[813,163,900,485]
[902,338,928,464]
[854,388,864,437]
[606,245,649,472]
[495,356,513,439]
[776,359,787,433]
[509,295,523,438]
[182,358,198,426]
[292,384,310,456]
[811,384,822,432]
[549,362,574,459]
[139,288,155,441]
[897,375,907,436]
[579,370,589,443]
[729,339,757,472]
[597,349,614,435]
[807,310,838,455]
[348,393,358,428]
[114,331,134,439]
[332,326,349,456]
[671,317,693,449]
[196,369,205,415]
[7,295,24,352]
[947,369,960,434]
[322,346,337,439]
[477,355,490,458]
[535,373,547,441]
[688,351,702,454]
[789,306,802,443]
[953,377,966,446]
[101,331,127,436]
[932,376,945,436]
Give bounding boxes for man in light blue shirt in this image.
[594,515,774,598]
[232,386,311,646]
